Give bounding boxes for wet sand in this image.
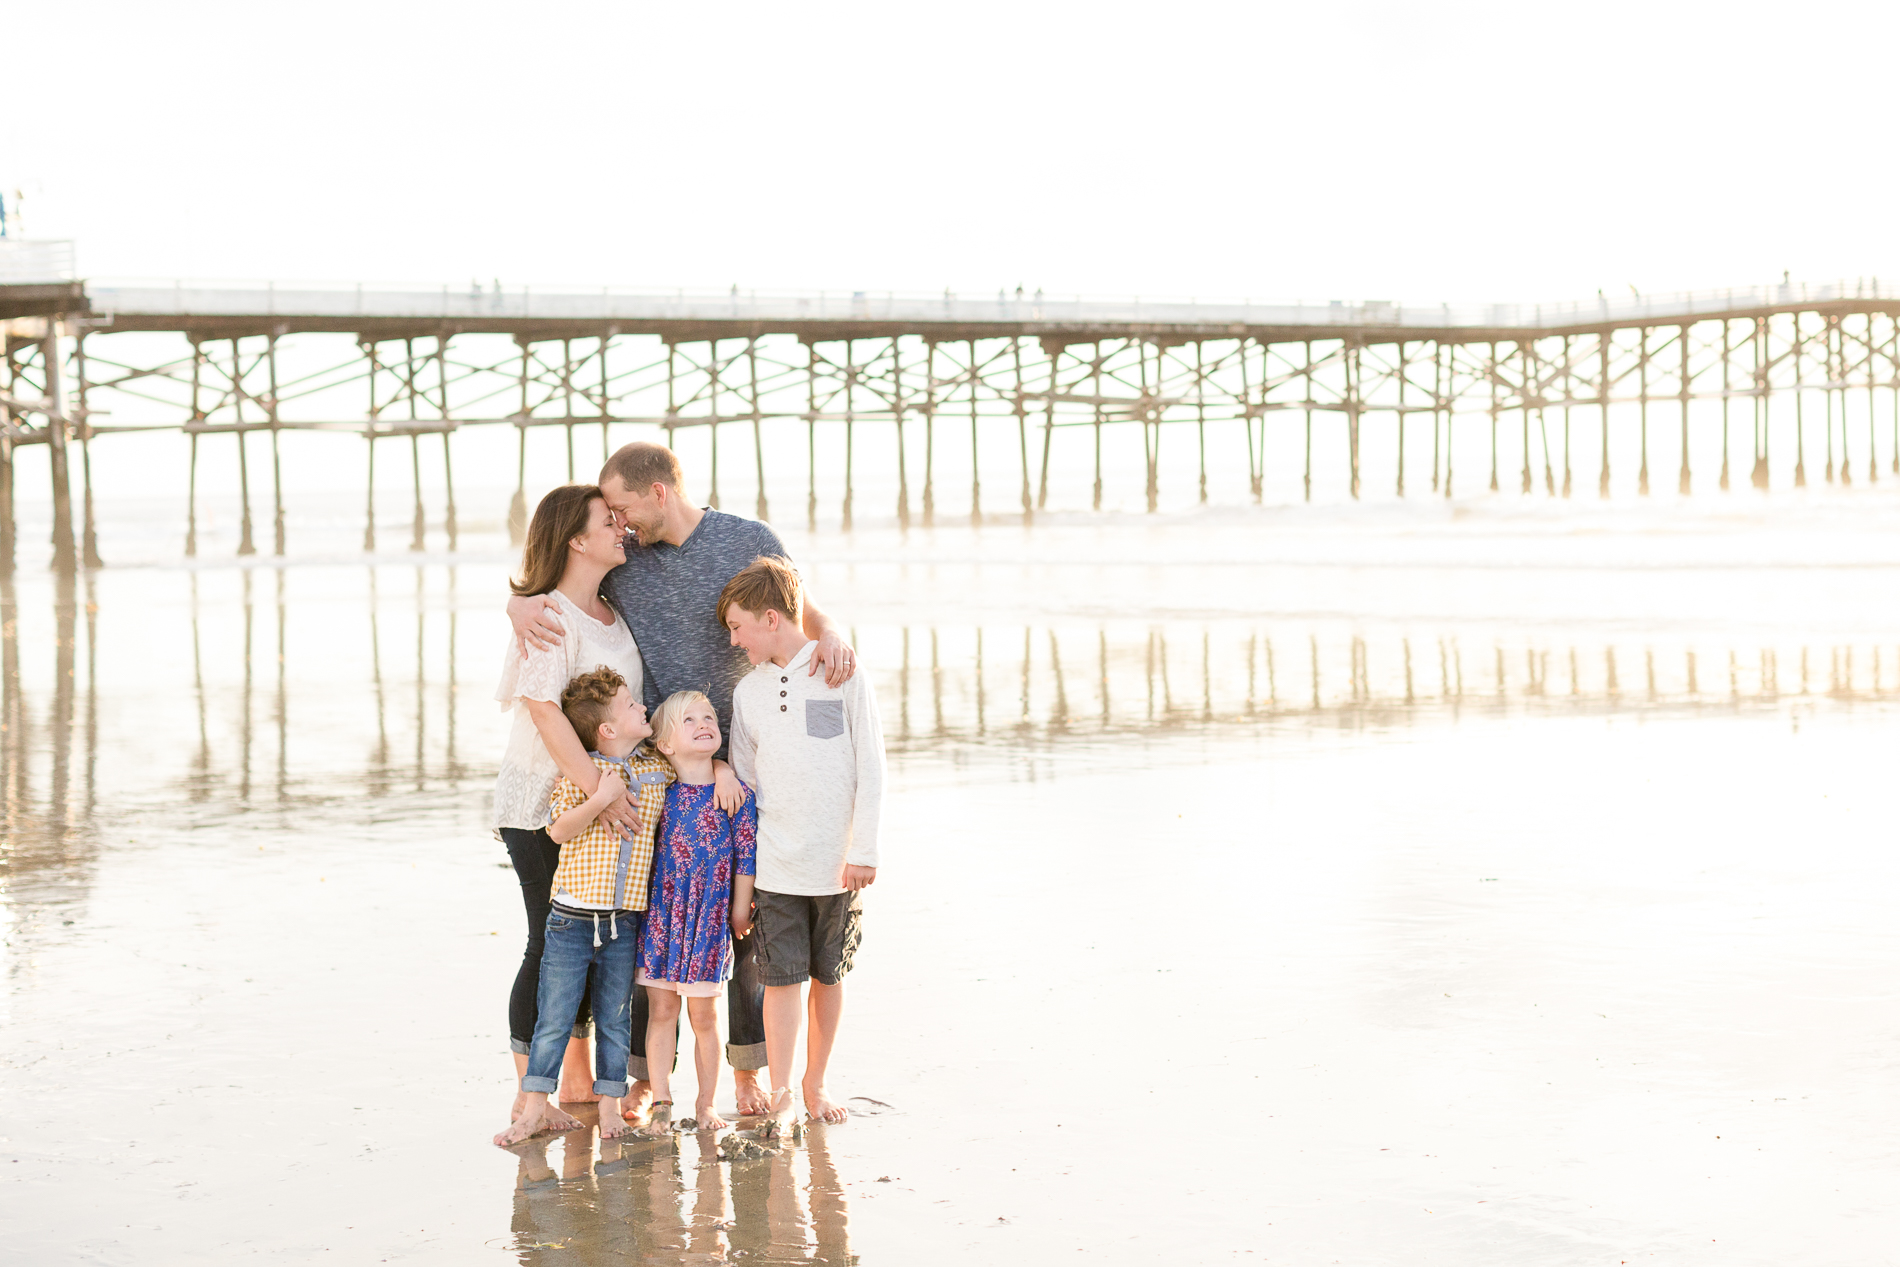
[5,502,1900,1263]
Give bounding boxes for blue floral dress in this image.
[640,781,757,986]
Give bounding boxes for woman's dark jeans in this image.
[503,828,591,1053]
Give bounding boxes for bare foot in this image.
[733,1068,770,1116]
[598,1095,635,1140]
[762,1087,799,1140]
[558,1082,600,1106]
[540,1103,586,1132]
[514,1085,584,1130]
[620,1079,654,1123]
[636,1100,674,1139]
[803,1082,848,1125]
[496,1097,561,1147]
[694,1098,730,1131]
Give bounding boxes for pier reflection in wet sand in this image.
[1,571,90,908]
[6,561,1893,846]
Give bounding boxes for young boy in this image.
[720,556,884,1131]
[493,666,675,1147]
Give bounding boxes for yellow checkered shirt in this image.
[549,749,675,911]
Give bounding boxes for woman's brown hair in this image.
[510,483,605,597]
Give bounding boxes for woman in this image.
[493,483,644,1127]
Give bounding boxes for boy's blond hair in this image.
[560,666,627,748]
[650,689,714,756]
[717,554,803,627]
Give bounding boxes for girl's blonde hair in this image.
[650,689,715,757]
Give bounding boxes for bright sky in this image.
[5,1,1897,303]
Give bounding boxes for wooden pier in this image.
[7,264,1900,571]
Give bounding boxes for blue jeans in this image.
[521,905,638,1098]
[501,828,592,1054]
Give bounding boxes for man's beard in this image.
[622,514,664,548]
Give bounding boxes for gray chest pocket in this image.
[805,699,845,739]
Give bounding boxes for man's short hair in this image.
[561,666,627,748]
[717,555,803,627]
[602,442,683,495]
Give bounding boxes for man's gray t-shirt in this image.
[601,509,789,757]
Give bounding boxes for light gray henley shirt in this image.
[729,640,885,896]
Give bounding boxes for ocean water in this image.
[3,494,1900,1264]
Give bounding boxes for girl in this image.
[493,484,643,1129]
[637,690,758,1134]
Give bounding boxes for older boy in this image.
[494,668,674,1147]
[721,556,884,1130]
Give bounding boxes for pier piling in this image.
[1637,328,1652,496]
[268,333,285,554]
[232,339,255,556]
[363,340,380,553]
[0,380,13,578]
[1598,337,1611,498]
[1678,325,1692,496]
[968,339,982,523]
[1719,323,1732,492]
[74,334,101,567]
[1014,338,1033,522]
[749,337,769,524]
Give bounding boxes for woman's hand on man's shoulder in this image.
[507,593,566,657]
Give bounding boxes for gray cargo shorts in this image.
[751,889,864,987]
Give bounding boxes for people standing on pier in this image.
[492,483,646,1129]
[506,441,858,1124]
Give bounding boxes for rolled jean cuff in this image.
[510,1036,530,1056]
[521,1075,559,1094]
[593,1078,629,1098]
[726,1040,767,1071]
[627,1054,649,1083]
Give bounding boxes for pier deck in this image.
[81,279,1900,343]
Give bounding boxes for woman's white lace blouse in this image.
[492,590,644,830]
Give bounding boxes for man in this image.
[507,441,856,1118]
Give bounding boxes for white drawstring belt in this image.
[590,910,620,948]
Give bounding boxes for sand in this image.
[5,502,1900,1263]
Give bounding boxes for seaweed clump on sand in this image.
[757,1117,804,1145]
[717,1133,777,1162]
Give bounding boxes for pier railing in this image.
[81,276,1899,335]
